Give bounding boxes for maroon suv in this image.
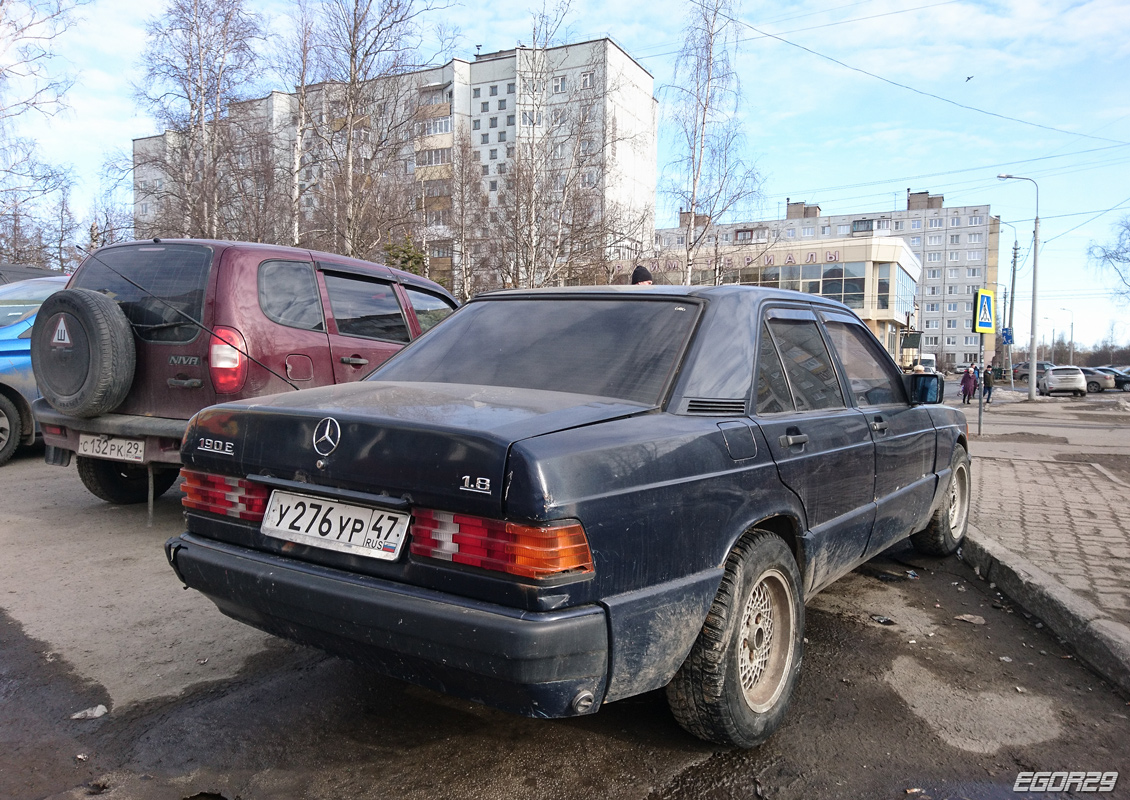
[31,240,457,504]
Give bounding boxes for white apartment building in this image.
[653,191,1000,369]
[133,38,658,287]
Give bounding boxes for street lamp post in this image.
[1060,307,1074,364]
[998,174,1039,401]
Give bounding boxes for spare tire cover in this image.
[31,288,136,418]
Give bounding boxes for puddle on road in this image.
[884,655,1061,754]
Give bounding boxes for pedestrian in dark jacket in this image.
[983,367,995,404]
[960,368,977,404]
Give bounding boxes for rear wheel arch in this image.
[0,384,33,445]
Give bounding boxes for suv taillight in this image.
[209,326,248,394]
[181,468,269,521]
[410,509,594,580]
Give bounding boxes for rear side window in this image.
[404,286,457,333]
[766,318,845,411]
[323,273,409,342]
[258,261,324,331]
[72,244,212,343]
[755,323,792,414]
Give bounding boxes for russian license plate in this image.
[77,434,145,463]
[261,490,410,561]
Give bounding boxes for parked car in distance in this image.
[167,285,967,749]
[1037,366,1086,397]
[31,240,457,504]
[1093,367,1130,392]
[1078,367,1115,393]
[1013,361,1055,382]
[0,275,69,466]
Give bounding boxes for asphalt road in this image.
[1,445,1127,800]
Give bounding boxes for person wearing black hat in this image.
[630,265,653,285]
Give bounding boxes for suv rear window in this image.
[371,297,698,405]
[72,244,213,343]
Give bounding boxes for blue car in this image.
[0,275,69,465]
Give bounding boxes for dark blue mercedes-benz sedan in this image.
[166,285,968,747]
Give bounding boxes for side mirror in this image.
[906,373,943,405]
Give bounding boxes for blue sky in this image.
[22,0,1130,350]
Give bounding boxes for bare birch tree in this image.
[666,0,760,285]
[1089,215,1130,300]
[136,0,264,238]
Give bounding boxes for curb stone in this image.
[963,526,1130,697]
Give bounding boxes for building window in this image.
[837,224,850,234]
[968,232,983,243]
[489,117,497,128]
[928,218,942,228]
[947,302,958,312]
[948,268,959,278]
[497,163,506,174]
[480,133,489,144]
[926,303,939,312]
[925,319,939,329]
[911,219,922,229]
[489,148,497,160]
[481,102,489,112]
[964,319,972,329]
[552,75,566,93]
[966,285,978,294]
[498,99,506,110]
[965,336,978,346]
[821,225,830,235]
[946,285,958,294]
[415,147,452,166]
[946,336,957,346]
[968,250,983,260]
[472,119,481,130]
[965,302,973,312]
[506,114,515,125]
[924,336,939,346]
[894,220,904,230]
[473,88,481,98]
[786,228,796,238]
[949,251,961,262]
[967,268,981,277]
[489,180,497,191]
[489,85,498,96]
[926,286,939,295]
[928,235,942,245]
[946,319,957,329]
[498,130,506,142]
[418,116,451,136]
[927,252,941,262]
[522,111,537,125]
[735,230,752,241]
[481,164,489,175]
[507,82,515,93]
[950,216,961,226]
[950,234,961,245]
[581,71,594,89]
[802,226,814,237]
[506,145,514,157]
[926,268,940,279]
[911,236,922,246]
[876,219,890,230]
[580,138,594,154]
[969,215,983,225]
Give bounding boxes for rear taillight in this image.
[181,468,269,521]
[209,326,248,394]
[410,509,594,580]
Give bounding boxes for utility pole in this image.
[1008,239,1019,388]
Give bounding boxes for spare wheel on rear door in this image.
[31,288,136,418]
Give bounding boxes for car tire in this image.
[1087,381,1101,393]
[76,456,178,504]
[31,288,136,418]
[910,444,970,556]
[666,530,804,748]
[0,393,22,467]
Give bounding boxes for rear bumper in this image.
[165,532,610,718]
[33,399,187,465]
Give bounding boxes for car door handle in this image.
[340,357,369,367]
[870,418,889,433]
[168,378,203,389]
[779,433,809,447]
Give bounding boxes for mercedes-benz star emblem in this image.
[312,417,341,457]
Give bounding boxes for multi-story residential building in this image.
[133,38,657,294]
[651,191,1000,369]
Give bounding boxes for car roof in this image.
[94,239,454,299]
[471,283,855,312]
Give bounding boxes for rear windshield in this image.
[1050,368,1080,376]
[72,244,213,343]
[370,297,700,405]
[0,277,66,328]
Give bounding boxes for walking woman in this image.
[960,368,977,404]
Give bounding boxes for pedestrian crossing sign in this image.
[973,289,996,334]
